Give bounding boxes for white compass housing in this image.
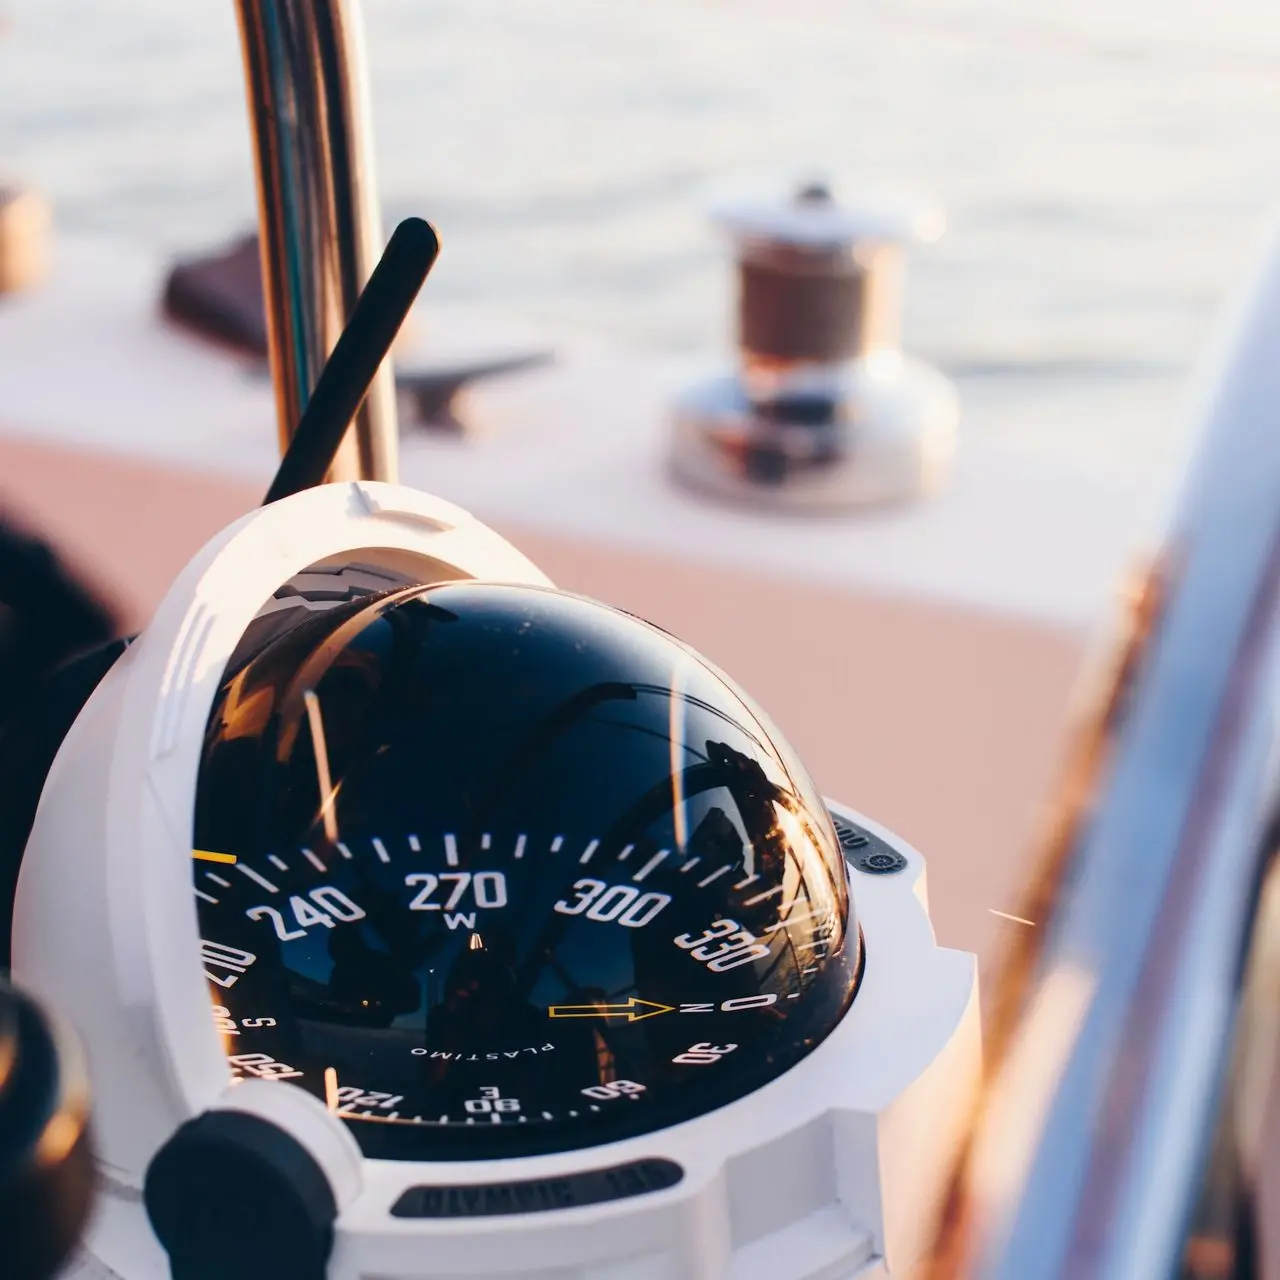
[12,483,979,1279]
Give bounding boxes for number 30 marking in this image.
[672,1042,738,1066]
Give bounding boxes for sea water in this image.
[2,0,1280,479]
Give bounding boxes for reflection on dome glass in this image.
[192,578,860,1160]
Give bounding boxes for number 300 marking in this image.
[553,878,670,928]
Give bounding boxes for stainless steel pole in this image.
[234,0,398,483]
[926,219,1280,1278]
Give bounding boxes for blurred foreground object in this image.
[0,979,94,1280]
[924,216,1280,1277]
[0,518,117,970]
[0,188,51,294]
[0,518,115,713]
[670,179,957,511]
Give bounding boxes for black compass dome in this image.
[197,578,850,896]
[193,574,860,1159]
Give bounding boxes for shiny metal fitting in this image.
[670,180,957,512]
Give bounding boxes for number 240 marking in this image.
[246,885,365,941]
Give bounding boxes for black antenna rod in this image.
[264,216,440,504]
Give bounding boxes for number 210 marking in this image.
[201,940,257,990]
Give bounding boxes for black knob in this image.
[144,1109,338,1280]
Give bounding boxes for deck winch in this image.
[670,179,958,510]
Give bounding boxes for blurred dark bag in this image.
[162,233,268,358]
[0,517,119,966]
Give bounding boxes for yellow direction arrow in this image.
[547,997,674,1023]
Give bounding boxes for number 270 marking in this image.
[405,872,507,911]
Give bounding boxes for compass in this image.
[7,481,978,1279]
[190,578,860,1163]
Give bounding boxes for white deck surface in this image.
[0,234,1189,629]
